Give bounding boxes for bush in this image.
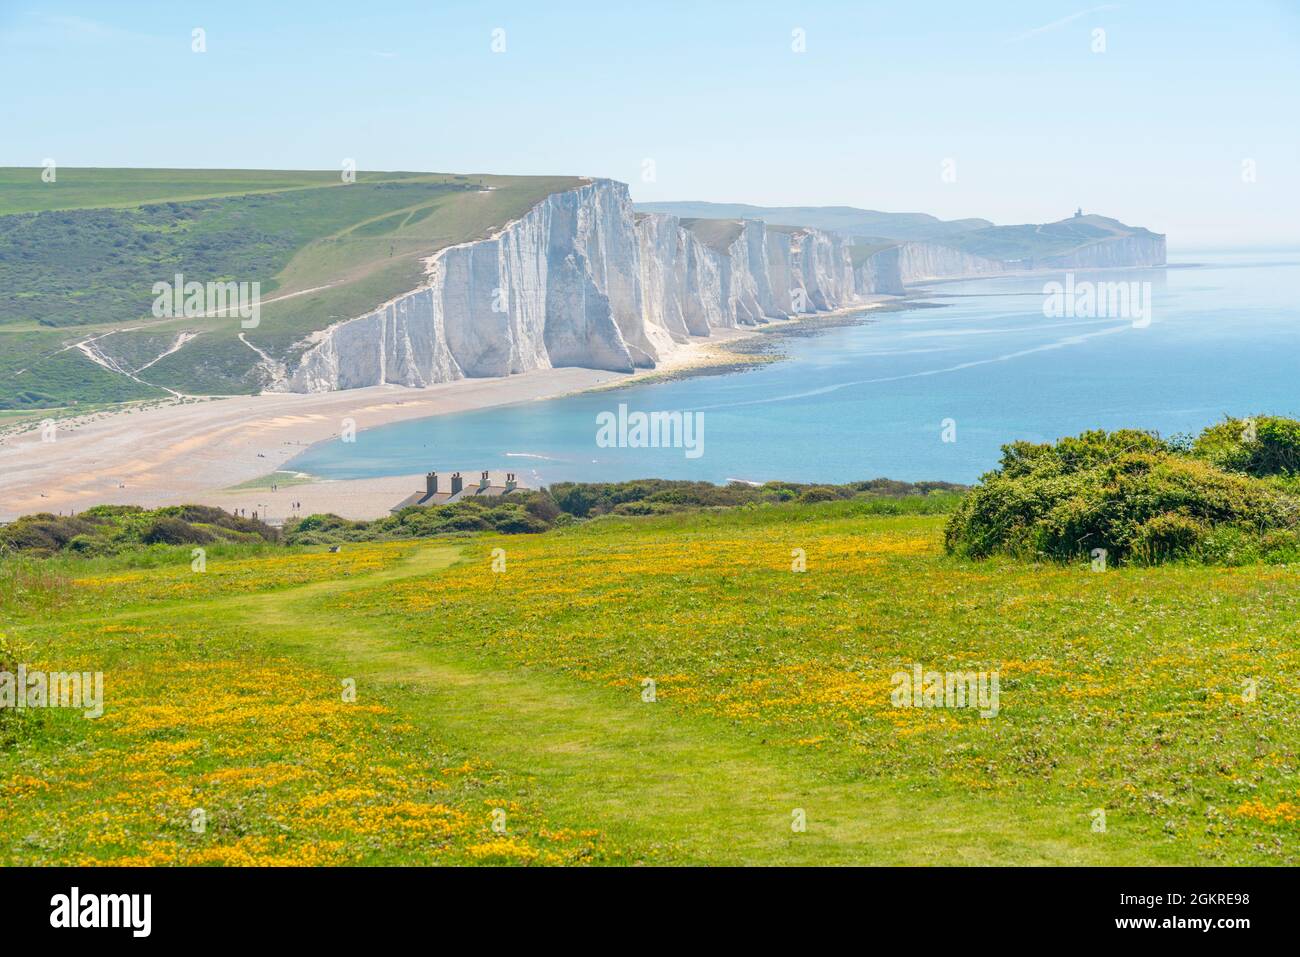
[0,505,276,558]
[488,509,549,534]
[798,486,843,504]
[522,493,561,523]
[0,514,102,556]
[945,421,1300,565]
[140,516,215,546]
[1129,513,1207,565]
[431,512,492,533]
[1258,529,1300,564]
[612,500,675,516]
[66,534,113,557]
[547,478,962,518]
[1192,415,1300,477]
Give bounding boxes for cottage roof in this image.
[390,470,528,513]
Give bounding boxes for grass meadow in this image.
[2,499,1296,865]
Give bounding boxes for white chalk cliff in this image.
[895,233,1167,282]
[896,241,1009,283]
[274,180,884,393]
[1038,233,1166,270]
[271,181,1165,394]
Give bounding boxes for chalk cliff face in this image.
[764,225,864,315]
[634,212,693,340]
[893,231,1167,283]
[273,180,1168,395]
[896,241,1009,283]
[1039,233,1167,270]
[286,181,653,392]
[854,246,905,296]
[288,286,463,392]
[277,180,876,393]
[634,214,867,329]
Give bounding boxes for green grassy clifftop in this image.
[0,168,582,409]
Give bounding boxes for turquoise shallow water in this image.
[288,251,1300,486]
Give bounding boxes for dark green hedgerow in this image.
[0,504,277,559]
[280,479,966,545]
[547,477,964,518]
[285,495,554,545]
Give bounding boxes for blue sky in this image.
[3,0,1298,247]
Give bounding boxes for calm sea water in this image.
[288,251,1300,486]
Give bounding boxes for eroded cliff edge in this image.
[270,180,1165,394]
[273,179,895,393]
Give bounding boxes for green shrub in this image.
[798,486,842,504]
[140,517,215,546]
[433,513,492,533]
[66,534,115,557]
[946,421,1300,565]
[523,494,561,523]
[1193,415,1300,477]
[278,480,967,546]
[1258,529,1300,564]
[548,478,962,518]
[1,505,275,558]
[612,500,674,516]
[1129,513,1208,565]
[488,509,549,534]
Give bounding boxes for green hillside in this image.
[0,167,435,216]
[0,168,583,410]
[3,495,1295,864]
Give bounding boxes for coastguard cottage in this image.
[390,470,524,513]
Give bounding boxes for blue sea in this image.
[288,251,1300,486]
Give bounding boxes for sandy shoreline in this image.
[0,319,856,523]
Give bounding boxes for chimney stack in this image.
[480,470,490,489]
[450,472,463,495]
[505,472,517,491]
[425,471,438,498]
